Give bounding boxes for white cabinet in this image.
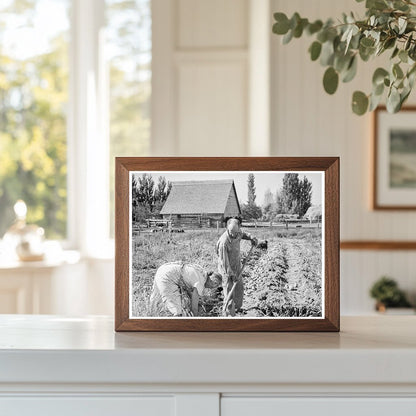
[221,398,416,416]
[1,397,175,416]
[3,395,416,416]
[1,316,416,416]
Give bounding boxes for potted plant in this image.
[272,0,416,115]
[369,276,413,313]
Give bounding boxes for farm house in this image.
[304,205,322,222]
[160,180,241,228]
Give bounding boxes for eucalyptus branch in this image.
[272,0,416,115]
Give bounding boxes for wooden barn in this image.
[159,180,241,228]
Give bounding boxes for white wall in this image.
[150,0,416,315]
[18,0,410,317]
[152,0,250,156]
[270,0,416,313]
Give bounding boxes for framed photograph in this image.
[115,157,339,332]
[373,106,416,209]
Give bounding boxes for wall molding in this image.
[340,241,416,250]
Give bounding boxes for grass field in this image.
[131,226,322,318]
[390,153,416,188]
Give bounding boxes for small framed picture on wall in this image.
[374,106,416,209]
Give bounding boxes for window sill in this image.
[0,250,81,271]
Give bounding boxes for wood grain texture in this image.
[340,241,416,250]
[373,106,416,210]
[325,158,340,331]
[115,157,340,332]
[115,159,130,330]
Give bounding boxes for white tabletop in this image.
[0,314,415,349]
[0,315,415,386]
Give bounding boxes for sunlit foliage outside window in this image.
[0,0,151,240]
[106,0,151,237]
[0,0,70,239]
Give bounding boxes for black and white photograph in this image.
[129,171,324,319]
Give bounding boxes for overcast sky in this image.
[133,171,323,206]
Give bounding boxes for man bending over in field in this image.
[149,262,222,317]
[216,217,258,316]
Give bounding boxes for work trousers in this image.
[223,276,244,316]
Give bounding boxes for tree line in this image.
[241,173,313,221]
[132,172,314,223]
[132,174,171,222]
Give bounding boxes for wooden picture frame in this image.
[115,157,339,332]
[373,106,416,210]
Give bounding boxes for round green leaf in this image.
[352,91,369,115]
[408,70,416,89]
[342,56,357,83]
[317,30,328,43]
[367,0,388,11]
[384,37,396,50]
[393,63,404,79]
[372,68,389,86]
[405,34,413,51]
[398,16,407,34]
[293,18,308,38]
[373,82,384,96]
[359,44,375,62]
[393,0,409,11]
[399,50,408,63]
[400,88,411,107]
[409,45,416,61]
[307,20,323,35]
[282,29,293,44]
[334,52,350,72]
[290,12,301,30]
[323,67,339,95]
[360,37,375,48]
[369,92,383,112]
[273,13,290,35]
[387,87,401,113]
[320,41,335,66]
[309,41,322,61]
[391,47,399,59]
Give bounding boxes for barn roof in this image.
[160,180,241,215]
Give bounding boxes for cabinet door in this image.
[1,396,175,416]
[221,397,416,416]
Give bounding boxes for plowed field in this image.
[131,227,322,317]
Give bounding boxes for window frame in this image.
[67,0,111,257]
[1,0,152,258]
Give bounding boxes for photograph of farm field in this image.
[130,171,324,318]
[390,129,416,188]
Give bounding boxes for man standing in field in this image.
[216,218,257,316]
[150,262,222,317]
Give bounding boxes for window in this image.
[0,0,151,251]
[106,0,151,237]
[0,0,70,239]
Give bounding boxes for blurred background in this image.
[0,0,415,316]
